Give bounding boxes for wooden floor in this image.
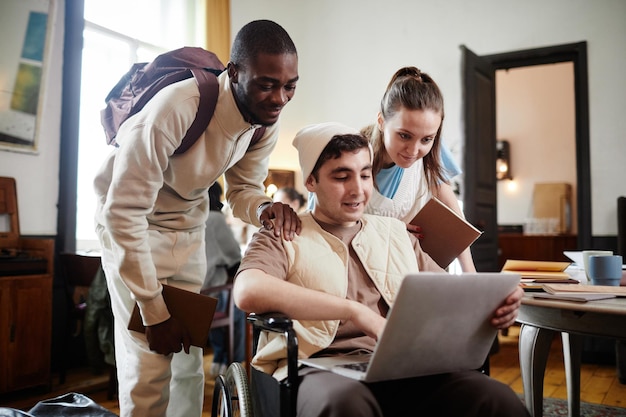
[490,325,626,408]
[3,325,625,415]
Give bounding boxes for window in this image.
[76,0,204,250]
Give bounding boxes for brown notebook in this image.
[128,284,218,348]
[409,197,482,268]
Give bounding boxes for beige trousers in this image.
[98,226,206,417]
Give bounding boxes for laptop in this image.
[299,272,520,382]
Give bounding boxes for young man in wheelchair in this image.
[234,122,529,417]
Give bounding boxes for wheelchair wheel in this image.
[211,363,253,417]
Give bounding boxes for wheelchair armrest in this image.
[247,312,299,407]
[247,312,293,333]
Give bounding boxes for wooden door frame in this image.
[481,42,591,249]
[461,46,499,271]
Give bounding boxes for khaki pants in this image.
[98,226,206,417]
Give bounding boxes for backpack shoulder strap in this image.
[173,68,220,155]
[249,126,266,148]
[174,67,267,155]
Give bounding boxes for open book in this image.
[409,197,482,268]
[128,284,218,347]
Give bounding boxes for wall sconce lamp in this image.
[264,169,295,197]
[496,140,512,180]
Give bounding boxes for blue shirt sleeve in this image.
[440,144,462,179]
[376,165,404,199]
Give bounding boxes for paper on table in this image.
[563,251,584,267]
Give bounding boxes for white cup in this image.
[582,250,613,281]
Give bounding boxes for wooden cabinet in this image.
[0,238,54,394]
[497,233,578,270]
[0,177,54,394]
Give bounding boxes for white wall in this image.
[1,0,625,237]
[231,0,626,236]
[0,0,63,235]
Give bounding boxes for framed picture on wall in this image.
[0,0,55,154]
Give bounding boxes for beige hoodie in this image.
[94,71,276,325]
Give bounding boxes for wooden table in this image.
[517,295,626,417]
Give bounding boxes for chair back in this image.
[618,197,626,256]
[203,272,237,362]
[60,253,102,287]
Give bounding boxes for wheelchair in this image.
[211,313,299,417]
[210,313,493,417]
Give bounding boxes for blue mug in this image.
[588,255,623,286]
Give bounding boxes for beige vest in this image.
[252,212,419,380]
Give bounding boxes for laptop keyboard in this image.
[339,361,369,372]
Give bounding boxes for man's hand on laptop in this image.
[348,301,386,341]
[490,286,524,330]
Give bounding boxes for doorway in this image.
[462,42,590,272]
[496,62,577,234]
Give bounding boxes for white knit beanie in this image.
[292,122,370,186]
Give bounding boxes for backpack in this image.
[100,47,264,155]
